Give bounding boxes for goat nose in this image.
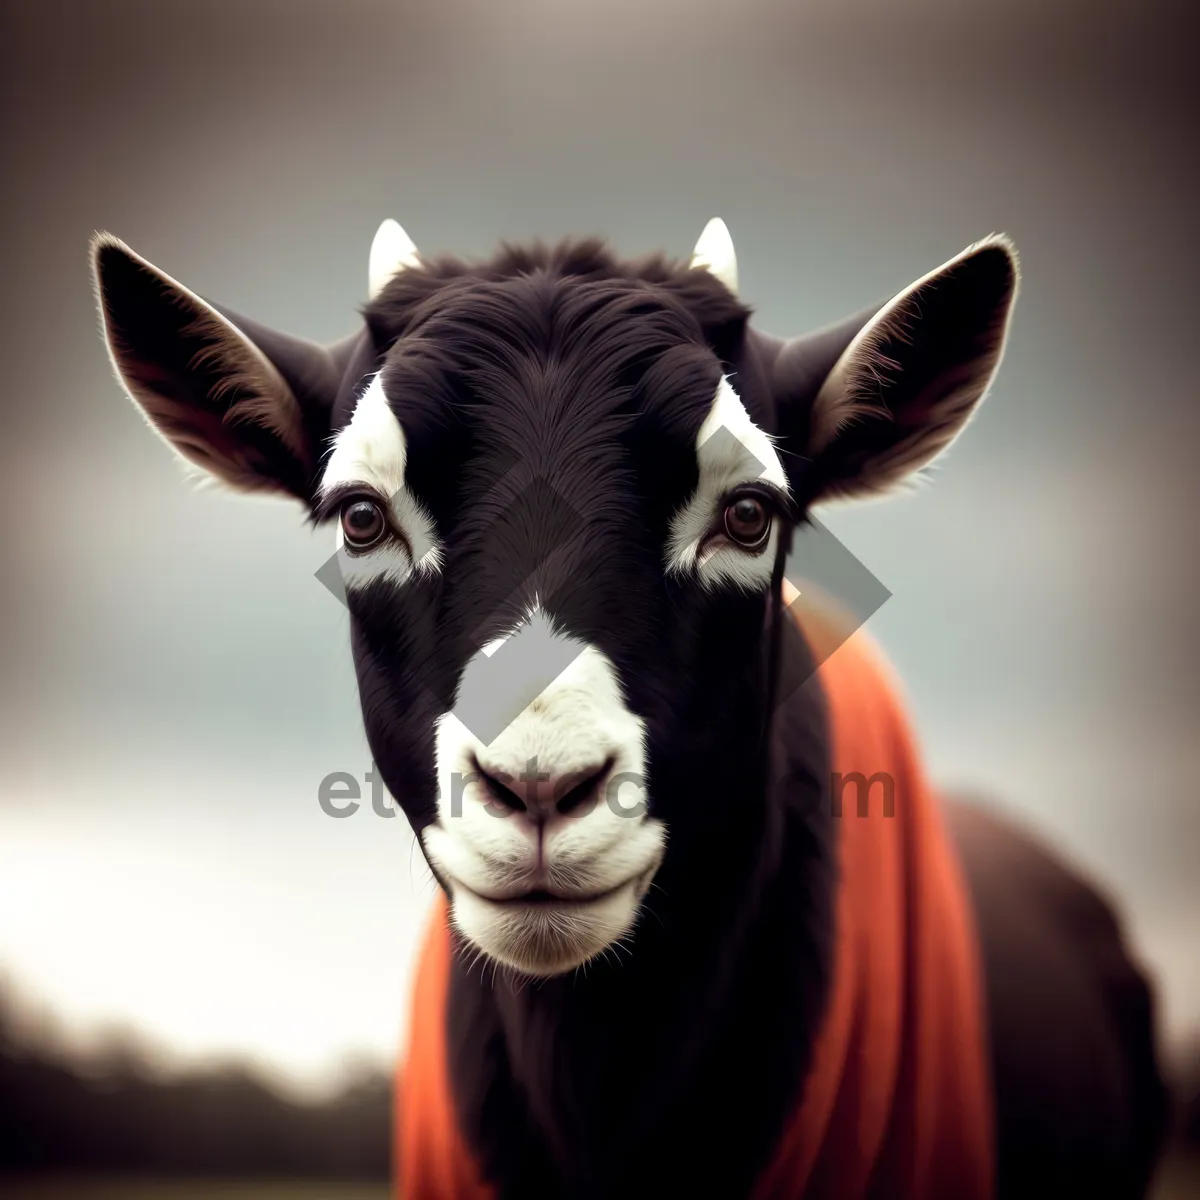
[473,756,614,819]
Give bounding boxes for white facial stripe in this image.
[692,522,784,592]
[477,600,541,660]
[666,377,788,591]
[422,610,666,975]
[321,374,442,588]
[697,376,788,491]
[332,529,421,594]
[322,374,407,496]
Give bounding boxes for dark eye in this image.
[341,498,387,549]
[723,494,771,549]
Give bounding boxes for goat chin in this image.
[447,875,649,977]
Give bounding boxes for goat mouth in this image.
[455,877,636,907]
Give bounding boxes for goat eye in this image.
[723,496,770,549]
[341,499,387,549]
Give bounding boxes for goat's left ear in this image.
[91,233,345,504]
[773,235,1018,504]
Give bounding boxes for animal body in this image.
[92,218,1168,1198]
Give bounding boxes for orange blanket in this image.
[396,590,994,1198]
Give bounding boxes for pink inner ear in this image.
[110,325,303,494]
[805,241,1017,502]
[128,372,283,488]
[96,237,314,498]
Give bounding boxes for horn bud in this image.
[368,218,420,299]
[689,216,738,295]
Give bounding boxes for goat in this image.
[91,218,1169,1199]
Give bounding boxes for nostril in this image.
[555,756,615,816]
[473,759,527,813]
[471,754,616,817]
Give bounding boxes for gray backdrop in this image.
[1,0,1195,1097]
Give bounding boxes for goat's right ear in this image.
[91,233,342,504]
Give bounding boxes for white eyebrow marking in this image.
[321,373,407,499]
[320,374,443,589]
[695,376,788,492]
[665,377,789,592]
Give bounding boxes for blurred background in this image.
[1,0,1196,1194]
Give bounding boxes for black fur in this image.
[343,243,836,1196]
[92,231,1168,1197]
[443,605,835,1199]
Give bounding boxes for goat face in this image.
[320,254,792,975]
[92,219,1017,976]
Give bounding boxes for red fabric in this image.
[396,591,995,1199]
[396,891,493,1200]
